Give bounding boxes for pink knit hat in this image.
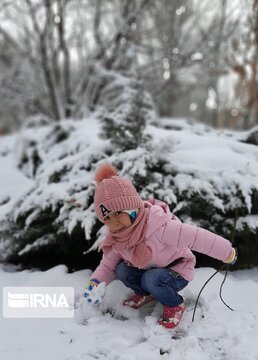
[94,164,143,222]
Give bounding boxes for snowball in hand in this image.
[84,282,106,305]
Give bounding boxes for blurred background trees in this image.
[0,0,257,132]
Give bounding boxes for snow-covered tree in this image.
[100,77,155,151]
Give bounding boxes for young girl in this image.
[84,164,237,329]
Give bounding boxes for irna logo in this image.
[3,287,74,318]
[8,292,69,308]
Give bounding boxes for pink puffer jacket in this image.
[91,200,233,284]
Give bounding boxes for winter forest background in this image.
[0,0,258,273]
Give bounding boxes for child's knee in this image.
[115,261,129,281]
[141,269,155,292]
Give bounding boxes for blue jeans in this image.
[115,261,189,307]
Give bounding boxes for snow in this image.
[146,119,258,214]
[236,215,258,233]
[0,264,258,360]
[0,135,34,219]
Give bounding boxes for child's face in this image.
[103,211,132,233]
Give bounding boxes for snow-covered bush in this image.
[0,66,157,269]
[242,125,258,146]
[0,117,110,269]
[100,77,155,151]
[79,64,156,151]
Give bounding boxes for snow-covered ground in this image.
[0,264,258,360]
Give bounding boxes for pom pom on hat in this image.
[95,164,117,184]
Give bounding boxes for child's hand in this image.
[225,247,238,265]
[84,279,106,305]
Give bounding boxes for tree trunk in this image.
[56,0,72,118]
[253,0,258,126]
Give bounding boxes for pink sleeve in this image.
[162,219,232,261]
[90,250,122,285]
[189,226,232,261]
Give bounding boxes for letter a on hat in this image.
[100,204,111,218]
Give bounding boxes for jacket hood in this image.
[144,199,176,238]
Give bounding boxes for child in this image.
[84,163,237,329]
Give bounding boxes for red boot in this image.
[158,303,185,329]
[123,294,156,310]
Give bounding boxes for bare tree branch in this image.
[104,0,152,69]
[94,0,105,59]
[56,0,72,117]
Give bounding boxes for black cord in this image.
[219,211,238,312]
[192,263,227,322]
[219,264,234,311]
[192,212,238,322]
